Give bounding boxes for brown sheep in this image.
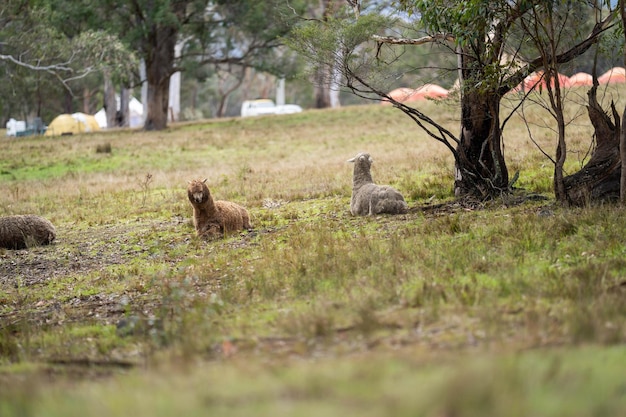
[187,178,252,238]
[0,215,56,249]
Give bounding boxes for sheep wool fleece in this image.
[187,178,252,238]
[348,152,408,216]
[0,214,56,249]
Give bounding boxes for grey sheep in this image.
[348,152,409,216]
[187,178,252,238]
[0,215,56,249]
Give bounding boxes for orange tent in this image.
[412,84,449,100]
[598,67,626,84]
[522,71,544,91]
[568,72,593,87]
[555,73,572,88]
[518,71,571,91]
[511,71,543,92]
[381,87,417,105]
[381,84,448,105]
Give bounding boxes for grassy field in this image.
[1,91,626,416]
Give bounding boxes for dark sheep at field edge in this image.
[0,214,56,249]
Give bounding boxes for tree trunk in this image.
[553,113,567,203]
[454,89,509,198]
[216,65,245,118]
[142,25,178,130]
[621,105,626,204]
[82,87,91,114]
[562,85,621,206]
[119,88,130,128]
[313,67,332,109]
[63,89,73,114]
[619,0,626,206]
[216,95,227,118]
[549,69,568,204]
[144,80,170,131]
[103,71,117,128]
[312,0,338,109]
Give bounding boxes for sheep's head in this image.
[347,152,373,169]
[187,178,210,204]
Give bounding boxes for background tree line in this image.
[1,0,398,128]
[1,1,622,128]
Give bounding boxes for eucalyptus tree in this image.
[513,1,611,205]
[0,0,134,121]
[180,0,305,118]
[74,0,304,130]
[289,0,616,199]
[513,1,626,206]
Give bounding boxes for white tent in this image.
[95,96,144,128]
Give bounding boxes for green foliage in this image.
[71,31,138,84]
[287,13,397,93]
[179,0,306,79]
[1,4,134,80]
[403,0,500,45]
[0,1,137,121]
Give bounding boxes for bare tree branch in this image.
[0,53,74,73]
[372,33,455,45]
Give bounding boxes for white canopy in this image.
[94,96,144,128]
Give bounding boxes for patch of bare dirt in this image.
[2,224,136,285]
[0,218,189,328]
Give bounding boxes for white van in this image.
[241,99,303,117]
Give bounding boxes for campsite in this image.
[1,93,626,415]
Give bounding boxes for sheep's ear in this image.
[202,178,208,183]
[347,156,356,163]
